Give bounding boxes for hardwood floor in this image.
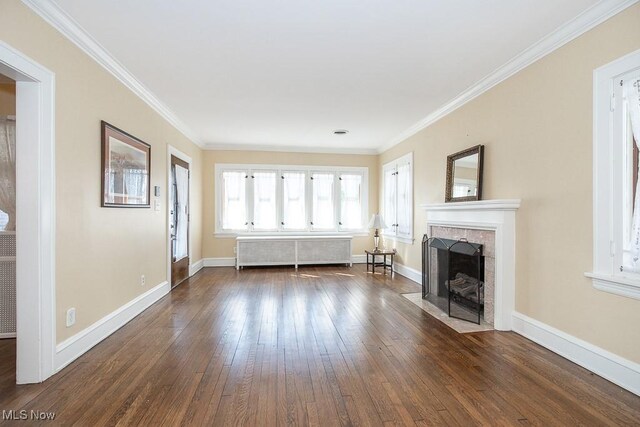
[1,265,639,426]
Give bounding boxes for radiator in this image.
[236,235,353,269]
[0,232,16,338]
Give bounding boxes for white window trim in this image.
[215,163,369,236]
[586,48,640,300]
[382,152,414,244]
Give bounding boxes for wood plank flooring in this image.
[1,265,639,426]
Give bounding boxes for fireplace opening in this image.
[422,236,484,324]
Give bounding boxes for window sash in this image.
[281,171,307,230]
[311,172,336,230]
[383,153,412,240]
[339,173,363,230]
[221,170,248,231]
[252,171,278,231]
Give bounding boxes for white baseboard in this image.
[512,311,640,396]
[0,333,16,339]
[203,257,236,267]
[55,280,170,371]
[394,262,421,284]
[189,259,204,276]
[352,254,366,264]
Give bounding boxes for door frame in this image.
[0,42,56,384]
[166,145,192,286]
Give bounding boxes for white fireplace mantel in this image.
[420,199,520,331]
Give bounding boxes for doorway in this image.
[0,78,16,353]
[0,42,56,384]
[169,152,190,287]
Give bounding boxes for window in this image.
[252,171,277,230]
[382,152,413,242]
[221,170,248,231]
[311,172,335,230]
[588,49,640,300]
[281,171,306,230]
[339,174,363,230]
[216,164,368,234]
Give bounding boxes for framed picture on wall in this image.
[101,121,151,208]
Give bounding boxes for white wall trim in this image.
[203,257,237,267]
[352,254,367,264]
[394,262,421,284]
[0,333,17,339]
[55,281,170,372]
[204,142,378,155]
[379,0,640,153]
[0,41,57,384]
[512,311,640,396]
[189,259,204,276]
[21,0,203,148]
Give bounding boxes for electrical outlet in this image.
[141,275,146,286]
[66,308,76,327]
[233,247,237,254]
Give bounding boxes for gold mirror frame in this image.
[445,144,484,203]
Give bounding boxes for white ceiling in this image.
[51,0,600,152]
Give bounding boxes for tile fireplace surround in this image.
[420,199,521,331]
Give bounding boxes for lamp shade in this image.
[368,213,386,229]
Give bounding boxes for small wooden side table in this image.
[365,249,396,275]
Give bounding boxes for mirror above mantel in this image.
[445,144,484,202]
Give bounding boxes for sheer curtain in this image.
[222,171,247,230]
[396,162,412,237]
[383,167,396,235]
[626,78,640,263]
[173,164,189,261]
[282,172,306,230]
[312,173,334,229]
[0,117,16,231]
[340,174,362,229]
[253,171,277,230]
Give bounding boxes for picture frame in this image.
[101,121,151,208]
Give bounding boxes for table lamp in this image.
[368,213,386,252]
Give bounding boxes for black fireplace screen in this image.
[422,235,484,324]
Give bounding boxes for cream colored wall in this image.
[0,1,203,343]
[0,83,16,115]
[380,4,640,362]
[202,150,377,258]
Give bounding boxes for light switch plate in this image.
[154,200,161,211]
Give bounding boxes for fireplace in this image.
[422,236,485,324]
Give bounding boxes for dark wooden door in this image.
[170,155,189,287]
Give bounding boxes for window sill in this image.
[214,230,370,238]
[381,234,414,245]
[584,272,640,300]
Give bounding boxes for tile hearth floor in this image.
[402,292,494,333]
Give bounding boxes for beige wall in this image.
[202,150,377,258]
[0,83,16,115]
[0,1,203,342]
[380,4,640,362]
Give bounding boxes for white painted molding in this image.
[379,0,640,153]
[394,262,421,284]
[585,272,640,300]
[204,142,378,155]
[203,257,237,267]
[55,281,170,371]
[512,311,640,396]
[189,259,204,277]
[0,40,57,384]
[21,0,203,147]
[420,199,522,211]
[0,333,17,339]
[352,254,367,264]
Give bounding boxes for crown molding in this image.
[21,0,204,148]
[203,142,379,155]
[378,0,640,154]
